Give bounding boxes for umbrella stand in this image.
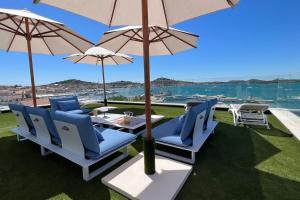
[142,0,155,175]
[25,18,37,107]
[101,59,108,106]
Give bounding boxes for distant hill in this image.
[151,77,195,86]
[3,77,300,89]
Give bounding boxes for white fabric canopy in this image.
[98,25,199,56]
[35,0,239,27]
[64,46,133,65]
[0,8,93,55]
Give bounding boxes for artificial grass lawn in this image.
[0,104,300,200]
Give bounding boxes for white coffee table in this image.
[91,113,164,134]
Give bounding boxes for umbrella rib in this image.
[0,14,13,22]
[40,21,87,53]
[48,21,94,45]
[157,26,197,48]
[121,56,133,63]
[110,56,119,65]
[0,21,22,34]
[150,28,168,42]
[0,26,20,34]
[227,0,235,7]
[161,0,169,27]
[7,15,26,34]
[109,0,118,27]
[32,28,61,38]
[151,26,173,55]
[115,30,140,53]
[74,54,88,64]
[98,29,132,46]
[34,21,55,56]
[29,20,40,36]
[6,17,25,52]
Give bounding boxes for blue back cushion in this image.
[93,127,104,143]
[52,111,100,154]
[49,96,79,111]
[57,100,80,111]
[203,98,218,130]
[26,107,61,143]
[180,102,207,141]
[9,104,34,129]
[175,114,186,134]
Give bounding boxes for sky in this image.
[0,0,300,85]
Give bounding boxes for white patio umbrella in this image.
[35,0,240,174]
[98,25,199,56]
[0,8,93,107]
[64,46,133,106]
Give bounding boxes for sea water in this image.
[80,82,300,109]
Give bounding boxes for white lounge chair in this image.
[229,103,270,129]
[151,99,218,164]
[9,104,136,181]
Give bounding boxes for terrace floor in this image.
[0,104,300,200]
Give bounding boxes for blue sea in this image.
[112,82,300,109]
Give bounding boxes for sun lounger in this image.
[49,96,91,115]
[10,104,136,181]
[52,111,136,181]
[151,99,218,164]
[229,103,270,129]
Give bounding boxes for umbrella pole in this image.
[25,18,37,107]
[101,59,108,106]
[142,0,155,175]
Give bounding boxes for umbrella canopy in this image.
[98,25,199,56]
[34,0,239,27]
[64,47,133,105]
[0,8,93,106]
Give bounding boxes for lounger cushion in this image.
[53,111,100,154]
[175,114,186,134]
[86,127,136,159]
[57,100,80,111]
[49,96,80,111]
[66,108,91,115]
[152,117,192,147]
[180,102,207,141]
[203,98,218,130]
[26,107,61,145]
[9,104,36,135]
[93,127,104,142]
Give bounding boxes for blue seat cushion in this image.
[152,117,192,147]
[49,96,79,111]
[57,100,80,111]
[66,109,85,114]
[157,135,192,147]
[180,102,207,141]
[26,107,61,145]
[53,111,100,154]
[86,128,136,159]
[66,108,91,115]
[9,104,35,133]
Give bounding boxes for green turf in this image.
[0,105,299,200]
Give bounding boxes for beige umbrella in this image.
[35,0,239,174]
[33,0,239,27]
[64,46,133,106]
[0,8,93,107]
[98,25,199,56]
